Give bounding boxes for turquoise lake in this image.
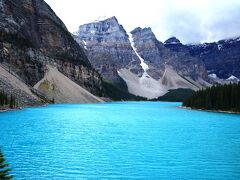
[0,102,240,179]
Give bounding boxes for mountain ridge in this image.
[74,16,212,99]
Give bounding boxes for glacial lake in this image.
[0,102,240,179]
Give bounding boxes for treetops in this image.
[0,148,13,179]
[183,83,240,112]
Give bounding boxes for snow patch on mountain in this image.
[227,75,239,81]
[127,32,149,72]
[218,44,223,51]
[167,42,179,45]
[82,40,87,50]
[208,73,240,84]
[208,73,218,79]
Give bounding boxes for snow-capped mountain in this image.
[207,74,240,85]
[227,75,239,81]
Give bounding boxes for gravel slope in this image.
[34,65,104,104]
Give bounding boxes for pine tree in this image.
[9,94,16,109]
[51,97,55,104]
[0,148,13,180]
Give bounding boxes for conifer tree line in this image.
[0,148,13,179]
[183,83,240,112]
[0,89,17,109]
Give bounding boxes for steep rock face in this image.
[0,0,87,63]
[187,38,240,79]
[130,27,165,79]
[0,0,102,97]
[132,30,207,81]
[74,16,142,84]
[162,37,207,80]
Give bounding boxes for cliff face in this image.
[0,0,87,62]
[74,16,142,84]
[162,36,208,80]
[132,29,207,81]
[187,38,240,79]
[129,27,165,79]
[0,0,102,98]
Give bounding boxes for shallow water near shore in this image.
[0,102,240,179]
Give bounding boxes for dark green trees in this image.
[0,90,17,109]
[183,83,240,112]
[0,90,8,106]
[0,148,13,179]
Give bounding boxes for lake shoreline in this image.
[0,101,109,113]
[2,102,240,115]
[0,103,49,113]
[0,105,23,113]
[180,106,240,114]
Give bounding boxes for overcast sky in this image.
[45,0,240,44]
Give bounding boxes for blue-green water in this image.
[0,102,240,179]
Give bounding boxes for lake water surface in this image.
[0,102,240,179]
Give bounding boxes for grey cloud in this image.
[157,1,240,44]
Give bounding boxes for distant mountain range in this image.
[0,1,239,105]
[73,16,239,99]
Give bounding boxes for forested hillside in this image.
[183,83,240,112]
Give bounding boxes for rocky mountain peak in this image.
[74,16,142,84]
[131,27,155,38]
[77,16,126,39]
[164,37,189,53]
[164,37,181,45]
[94,16,118,23]
[131,27,156,40]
